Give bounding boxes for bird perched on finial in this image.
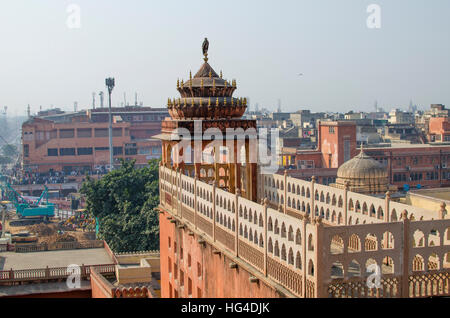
[202,38,209,62]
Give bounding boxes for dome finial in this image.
[202,38,209,63]
[358,143,365,157]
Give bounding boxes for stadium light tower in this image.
[105,77,115,170]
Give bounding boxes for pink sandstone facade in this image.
[159,43,450,298]
[160,165,450,297]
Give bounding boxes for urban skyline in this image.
[0,0,449,114]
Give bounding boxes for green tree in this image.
[80,159,160,252]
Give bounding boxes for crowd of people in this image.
[4,167,109,185]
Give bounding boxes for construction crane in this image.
[0,179,55,226]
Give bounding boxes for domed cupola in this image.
[333,146,389,195]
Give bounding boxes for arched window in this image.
[281,223,286,238]
[296,229,302,245]
[296,252,302,269]
[281,244,287,261]
[288,248,294,265]
[288,226,294,241]
[308,234,314,251]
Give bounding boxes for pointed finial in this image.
[189,71,192,80]
[224,81,228,88]
[202,38,209,62]
[181,79,184,88]
[177,79,180,88]
[243,98,247,106]
[358,143,365,157]
[220,70,223,79]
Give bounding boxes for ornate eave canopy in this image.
[167,40,247,120]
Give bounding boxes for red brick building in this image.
[21,106,167,173]
[281,121,358,170]
[281,120,450,190]
[428,117,450,142]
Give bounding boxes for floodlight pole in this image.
[105,77,115,170]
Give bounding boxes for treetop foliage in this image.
[80,159,160,252]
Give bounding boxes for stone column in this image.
[401,210,410,298]
[385,191,391,222]
[177,168,182,218]
[259,169,264,203]
[245,139,251,199]
[234,139,241,195]
[194,177,198,230]
[302,214,309,298]
[234,189,240,257]
[313,217,327,298]
[311,176,316,216]
[170,168,175,213]
[439,202,447,220]
[212,181,216,242]
[263,198,268,276]
[344,181,349,225]
[284,170,287,214]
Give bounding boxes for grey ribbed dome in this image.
[337,150,387,180]
[334,149,388,195]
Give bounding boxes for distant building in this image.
[290,110,327,128]
[428,104,449,117]
[388,109,415,124]
[269,112,291,122]
[383,123,422,144]
[21,106,167,173]
[280,120,450,190]
[428,117,450,142]
[345,112,366,120]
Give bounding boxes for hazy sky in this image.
[0,0,449,115]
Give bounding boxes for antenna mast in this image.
[99,91,104,108]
